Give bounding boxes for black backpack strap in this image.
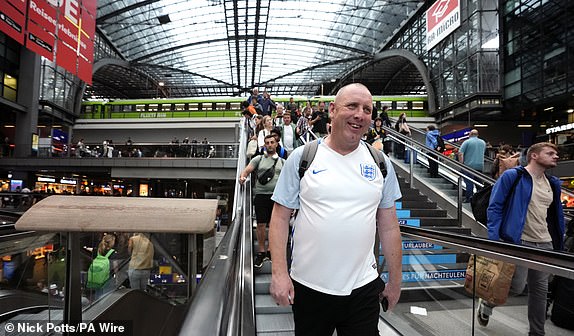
[299,140,387,179]
[298,139,319,179]
[365,142,387,178]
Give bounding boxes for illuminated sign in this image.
[0,0,96,84]
[426,0,461,51]
[60,178,76,184]
[546,122,574,134]
[38,176,56,182]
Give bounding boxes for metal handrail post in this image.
[457,176,464,226]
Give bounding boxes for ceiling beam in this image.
[96,0,161,24]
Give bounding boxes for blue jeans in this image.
[129,269,151,291]
[480,240,553,336]
[464,171,481,201]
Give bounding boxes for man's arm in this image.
[238,162,255,184]
[269,203,295,306]
[377,206,402,310]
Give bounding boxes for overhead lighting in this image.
[544,106,554,111]
[309,79,315,83]
[158,82,165,86]
[37,125,46,128]
[52,125,62,128]
[517,124,532,128]
[567,109,574,113]
[331,79,336,82]
[4,125,15,128]
[474,124,488,127]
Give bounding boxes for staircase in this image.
[379,176,470,292]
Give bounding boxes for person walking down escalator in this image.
[478,142,564,336]
[394,113,411,160]
[425,125,442,178]
[458,129,486,202]
[128,233,154,291]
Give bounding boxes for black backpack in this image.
[435,134,446,152]
[470,168,523,224]
[298,140,387,179]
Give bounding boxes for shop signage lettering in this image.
[60,178,76,184]
[140,112,168,118]
[546,122,574,134]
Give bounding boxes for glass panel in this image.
[3,86,16,101]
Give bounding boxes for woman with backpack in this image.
[87,234,118,300]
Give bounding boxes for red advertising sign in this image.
[27,0,57,34]
[77,51,92,85]
[55,39,77,74]
[426,0,460,51]
[1,0,96,84]
[7,0,27,13]
[26,21,54,60]
[0,0,26,44]
[80,7,94,40]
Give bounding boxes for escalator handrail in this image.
[179,119,255,336]
[387,121,574,198]
[400,225,574,279]
[384,125,496,187]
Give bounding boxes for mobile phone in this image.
[379,279,388,312]
[381,297,389,312]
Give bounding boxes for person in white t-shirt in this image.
[269,83,403,335]
[280,113,298,154]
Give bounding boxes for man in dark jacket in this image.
[478,142,564,336]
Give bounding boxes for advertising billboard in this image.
[426,0,461,51]
[0,0,96,84]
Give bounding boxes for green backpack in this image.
[86,249,114,289]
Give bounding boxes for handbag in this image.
[257,158,278,185]
[464,254,515,306]
[246,139,258,157]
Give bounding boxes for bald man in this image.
[269,83,403,336]
[459,129,487,202]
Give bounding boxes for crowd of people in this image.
[239,85,571,335]
[73,136,220,158]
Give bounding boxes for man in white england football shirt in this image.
[269,83,403,336]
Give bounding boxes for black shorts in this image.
[254,194,274,224]
[292,277,384,336]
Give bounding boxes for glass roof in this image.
[92,0,424,98]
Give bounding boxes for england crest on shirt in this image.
[360,163,377,181]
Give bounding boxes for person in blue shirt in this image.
[425,125,441,178]
[478,142,564,335]
[459,129,486,202]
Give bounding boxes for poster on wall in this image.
[426,0,461,51]
[0,0,26,44]
[0,0,96,84]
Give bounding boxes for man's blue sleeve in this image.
[486,170,515,241]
